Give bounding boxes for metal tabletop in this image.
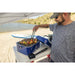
[13,43,51,62]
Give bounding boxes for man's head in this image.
[50,13,71,25]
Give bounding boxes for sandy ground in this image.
[0,28,53,62]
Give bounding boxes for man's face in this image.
[55,14,65,25]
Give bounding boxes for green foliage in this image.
[15,12,75,25]
[15,13,54,25]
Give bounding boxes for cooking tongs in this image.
[31,30,36,38]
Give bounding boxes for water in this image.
[0,14,46,33]
[0,23,35,33]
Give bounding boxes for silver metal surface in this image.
[31,30,36,38]
[13,43,50,62]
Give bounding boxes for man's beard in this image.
[57,16,65,25]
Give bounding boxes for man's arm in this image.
[38,24,50,28]
[33,24,50,31]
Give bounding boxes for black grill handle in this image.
[35,48,48,56]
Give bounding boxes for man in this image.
[33,13,75,62]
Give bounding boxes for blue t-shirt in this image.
[49,21,75,62]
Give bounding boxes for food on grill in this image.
[19,38,38,46]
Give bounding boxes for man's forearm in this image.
[33,24,50,31]
[38,24,50,28]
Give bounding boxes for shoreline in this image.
[0,28,33,34]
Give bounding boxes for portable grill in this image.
[16,35,52,59]
[17,38,40,55]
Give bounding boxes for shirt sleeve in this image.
[49,23,57,31]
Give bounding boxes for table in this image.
[13,43,51,62]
